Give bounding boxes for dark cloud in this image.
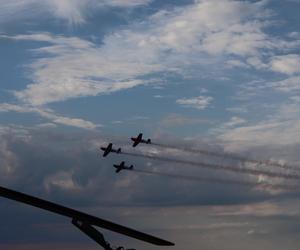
[1,127,300,249]
[1,127,299,205]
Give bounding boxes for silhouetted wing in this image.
[132,140,140,147]
[137,133,143,140]
[0,186,174,246]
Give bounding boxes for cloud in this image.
[1,127,300,249]
[223,116,247,128]
[217,103,300,150]
[1,127,291,206]
[0,0,151,25]
[99,0,152,7]
[160,113,211,127]
[44,170,80,191]
[269,76,300,92]
[2,33,150,105]
[0,103,100,130]
[3,0,300,107]
[176,96,213,110]
[270,54,300,75]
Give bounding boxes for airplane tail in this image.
[129,165,133,170]
[117,148,121,153]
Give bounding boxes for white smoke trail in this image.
[122,152,300,181]
[151,142,300,172]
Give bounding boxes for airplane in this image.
[131,133,151,147]
[0,185,175,249]
[113,161,134,173]
[101,143,121,157]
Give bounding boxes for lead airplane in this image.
[0,185,174,249]
[101,143,121,157]
[113,161,134,173]
[131,133,151,147]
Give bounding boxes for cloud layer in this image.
[0,0,151,25]
[2,0,299,109]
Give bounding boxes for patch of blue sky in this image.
[0,111,42,128]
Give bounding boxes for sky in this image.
[1,0,300,249]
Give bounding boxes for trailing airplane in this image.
[100,143,121,157]
[0,185,175,249]
[131,133,151,147]
[113,161,134,173]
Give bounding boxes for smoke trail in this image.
[152,142,300,172]
[129,169,297,191]
[122,152,300,181]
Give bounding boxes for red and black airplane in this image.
[131,133,151,147]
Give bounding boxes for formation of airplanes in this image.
[100,133,151,173]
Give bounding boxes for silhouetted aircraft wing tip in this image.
[156,240,175,246]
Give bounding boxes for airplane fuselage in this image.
[100,143,121,157]
[114,162,134,173]
[131,133,151,147]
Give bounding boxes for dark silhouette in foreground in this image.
[113,161,134,173]
[72,219,135,250]
[101,143,121,157]
[0,185,174,249]
[131,133,151,147]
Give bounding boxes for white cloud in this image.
[176,96,213,110]
[223,117,247,128]
[0,103,100,130]
[218,103,300,148]
[2,0,300,108]
[44,170,80,191]
[0,0,151,25]
[270,54,300,75]
[2,33,151,105]
[0,140,18,177]
[269,76,300,92]
[290,96,300,102]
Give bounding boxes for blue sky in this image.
[1,0,300,141]
[1,0,300,249]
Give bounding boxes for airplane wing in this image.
[137,133,143,140]
[132,134,143,147]
[0,185,174,246]
[102,143,113,157]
